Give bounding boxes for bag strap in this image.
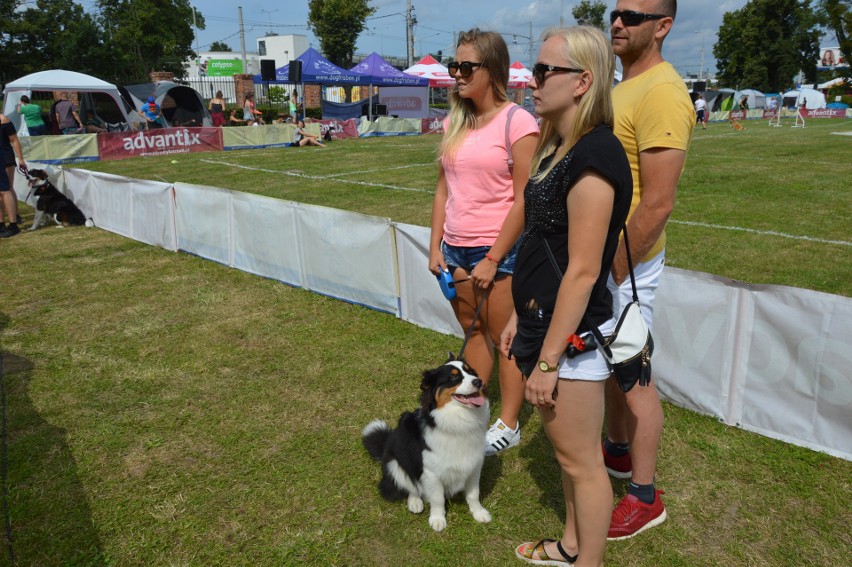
[541,224,639,357]
[505,104,520,172]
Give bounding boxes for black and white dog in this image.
[362,354,491,532]
[27,169,88,230]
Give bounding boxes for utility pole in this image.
[239,6,247,72]
[406,0,416,67]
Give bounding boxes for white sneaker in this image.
[485,418,520,456]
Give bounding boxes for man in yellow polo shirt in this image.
[602,0,694,540]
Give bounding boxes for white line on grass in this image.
[670,219,851,246]
[323,163,434,178]
[201,159,434,193]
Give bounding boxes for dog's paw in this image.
[407,495,424,514]
[472,508,492,524]
[85,219,94,228]
[429,515,447,532]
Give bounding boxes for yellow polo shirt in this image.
[612,62,694,261]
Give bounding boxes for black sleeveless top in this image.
[510,124,632,373]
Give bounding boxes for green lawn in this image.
[0,117,850,565]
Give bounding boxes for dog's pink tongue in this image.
[466,394,485,407]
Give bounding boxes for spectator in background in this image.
[209,90,226,127]
[243,93,263,123]
[229,107,248,126]
[289,90,302,122]
[290,119,325,147]
[0,112,27,238]
[84,110,108,133]
[17,95,47,136]
[693,94,706,129]
[55,92,83,134]
[138,96,163,129]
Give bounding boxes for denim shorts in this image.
[441,240,520,276]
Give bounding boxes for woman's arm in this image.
[429,164,449,275]
[469,132,538,288]
[524,170,615,407]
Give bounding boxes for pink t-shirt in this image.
[441,104,539,247]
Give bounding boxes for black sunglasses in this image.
[610,10,668,26]
[531,63,585,86]
[447,61,483,78]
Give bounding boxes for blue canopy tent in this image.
[349,52,429,119]
[253,47,370,85]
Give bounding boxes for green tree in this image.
[0,0,25,75]
[13,0,103,76]
[96,0,204,82]
[572,0,607,30]
[209,41,232,52]
[307,0,375,69]
[714,0,821,91]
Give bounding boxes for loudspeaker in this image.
[693,81,706,93]
[260,59,276,81]
[288,60,302,83]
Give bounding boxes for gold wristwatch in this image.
[538,360,558,373]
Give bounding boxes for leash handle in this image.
[458,285,492,359]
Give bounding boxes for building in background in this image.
[257,34,310,70]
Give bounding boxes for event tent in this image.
[2,69,134,134]
[734,89,766,109]
[508,61,531,89]
[707,88,736,112]
[782,87,826,109]
[403,55,455,87]
[253,47,370,85]
[124,81,212,127]
[350,52,429,87]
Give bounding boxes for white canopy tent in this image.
[2,69,135,133]
[734,89,766,109]
[781,88,826,109]
[403,55,455,88]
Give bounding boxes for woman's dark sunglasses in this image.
[610,10,667,26]
[448,61,483,78]
[531,63,585,86]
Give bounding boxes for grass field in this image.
[0,117,850,566]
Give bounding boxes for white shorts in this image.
[556,316,617,382]
[607,250,665,332]
[556,251,665,382]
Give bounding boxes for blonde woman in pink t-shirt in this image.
[429,28,539,457]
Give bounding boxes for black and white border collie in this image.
[27,169,88,230]
[362,354,491,532]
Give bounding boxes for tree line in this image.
[0,0,848,93]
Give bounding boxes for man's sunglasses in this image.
[448,61,483,78]
[610,10,668,26]
[531,63,585,86]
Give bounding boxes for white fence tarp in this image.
[62,168,175,250]
[18,168,852,460]
[395,223,462,337]
[654,268,851,460]
[297,204,399,315]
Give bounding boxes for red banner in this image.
[803,108,846,118]
[315,119,359,140]
[98,127,224,161]
[421,117,444,134]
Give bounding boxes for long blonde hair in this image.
[531,26,615,181]
[439,29,510,161]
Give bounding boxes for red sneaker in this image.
[607,490,667,540]
[601,441,632,479]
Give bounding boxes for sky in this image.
[188,1,837,77]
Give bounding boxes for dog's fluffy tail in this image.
[362,419,390,461]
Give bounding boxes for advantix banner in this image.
[98,128,224,161]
